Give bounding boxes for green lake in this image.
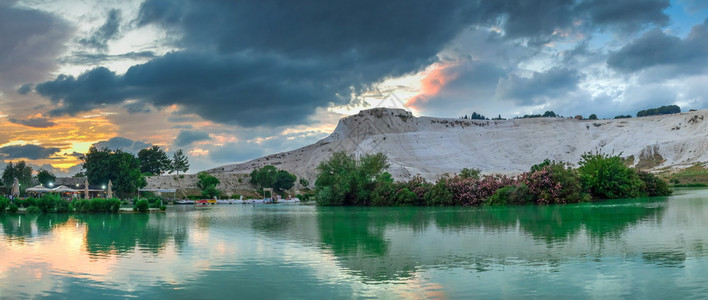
[2,188,708,299]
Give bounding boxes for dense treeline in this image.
[637,105,680,117]
[314,152,671,206]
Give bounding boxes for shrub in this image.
[424,179,454,206]
[37,194,60,213]
[8,204,18,213]
[459,168,480,179]
[0,197,8,213]
[403,175,432,205]
[524,162,587,204]
[395,188,417,205]
[16,197,36,208]
[135,199,149,213]
[485,184,535,206]
[447,175,515,206]
[72,198,120,213]
[316,186,343,206]
[55,198,70,213]
[159,205,167,211]
[578,152,645,199]
[25,206,41,214]
[637,171,672,196]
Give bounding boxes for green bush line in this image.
[0,194,153,214]
[314,152,673,207]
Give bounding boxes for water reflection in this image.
[314,197,669,281]
[1,190,708,299]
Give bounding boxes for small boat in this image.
[195,199,217,207]
[175,200,195,205]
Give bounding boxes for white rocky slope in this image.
[205,107,708,182]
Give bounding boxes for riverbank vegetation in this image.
[0,193,160,214]
[314,152,672,206]
[662,163,708,187]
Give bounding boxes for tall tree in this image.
[83,147,146,198]
[2,161,33,190]
[138,146,171,175]
[170,149,190,174]
[36,169,56,187]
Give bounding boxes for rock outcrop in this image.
[146,107,708,193]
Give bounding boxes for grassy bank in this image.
[661,163,708,187]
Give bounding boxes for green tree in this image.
[197,171,221,198]
[637,105,680,117]
[275,170,296,191]
[138,146,171,175]
[36,169,56,188]
[588,114,598,120]
[2,161,33,192]
[543,111,557,117]
[314,152,389,206]
[299,178,310,188]
[170,149,190,174]
[578,152,645,199]
[82,147,147,198]
[250,165,296,192]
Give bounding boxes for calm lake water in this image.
[2,188,708,299]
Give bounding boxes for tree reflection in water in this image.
[315,197,668,281]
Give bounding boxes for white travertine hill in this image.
[204,107,708,182]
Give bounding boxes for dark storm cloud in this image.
[0,144,61,160]
[496,68,582,105]
[9,117,56,128]
[65,151,84,157]
[607,22,708,73]
[0,1,72,86]
[33,0,678,128]
[174,130,210,147]
[17,84,33,95]
[79,9,121,50]
[578,0,670,32]
[91,137,151,154]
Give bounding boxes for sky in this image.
[1,0,707,176]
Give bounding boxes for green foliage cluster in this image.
[36,169,56,187]
[197,171,221,198]
[637,105,680,117]
[9,195,122,213]
[73,198,121,213]
[25,206,41,214]
[83,147,147,198]
[459,168,480,179]
[578,152,646,199]
[588,114,598,120]
[134,199,149,213]
[314,151,672,207]
[614,115,632,119]
[0,197,8,213]
[249,165,296,192]
[138,146,172,175]
[516,111,558,119]
[171,149,190,175]
[2,161,33,192]
[460,112,487,120]
[315,152,389,206]
[299,178,310,188]
[485,184,534,206]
